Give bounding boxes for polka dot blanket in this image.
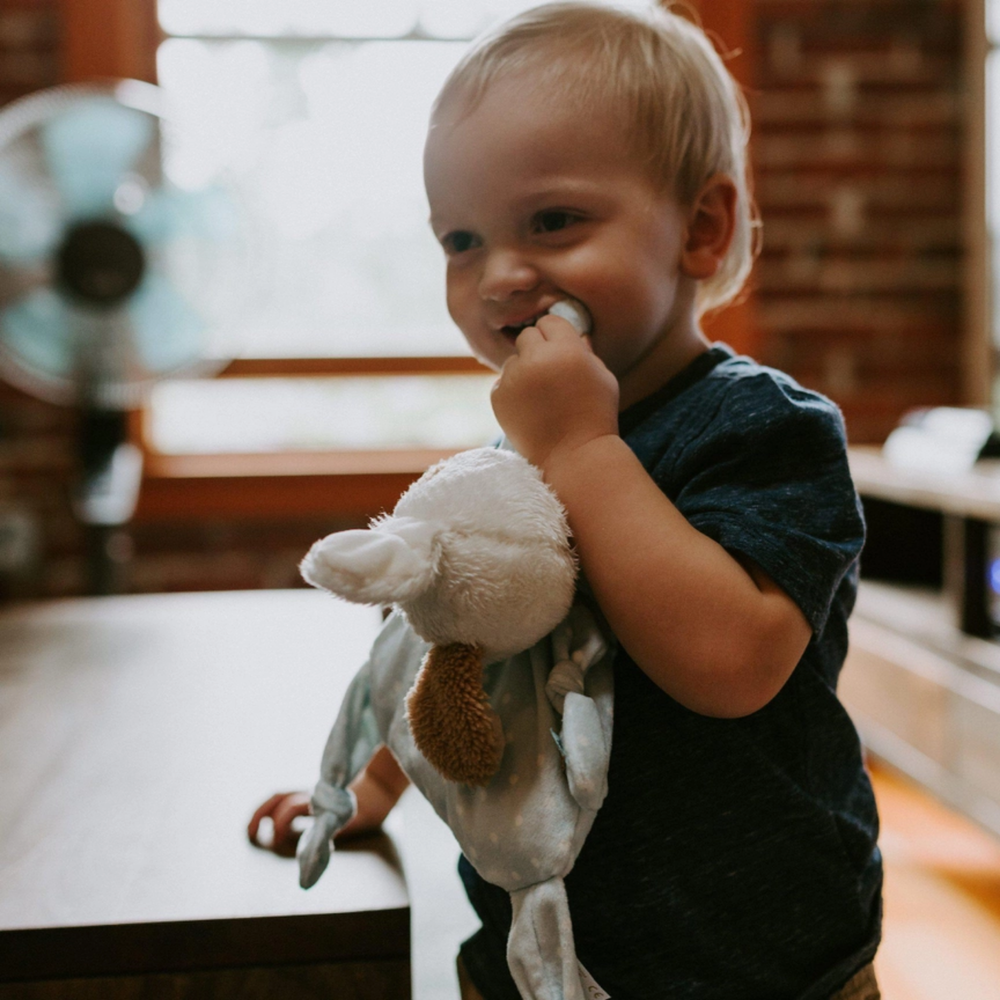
[297,601,613,1000]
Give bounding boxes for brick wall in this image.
[0,0,74,599]
[750,0,966,443]
[0,0,57,103]
[0,0,973,597]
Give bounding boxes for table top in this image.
[0,589,407,981]
[849,445,1000,521]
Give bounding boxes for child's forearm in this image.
[338,745,410,838]
[543,434,812,718]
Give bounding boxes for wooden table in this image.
[0,589,409,999]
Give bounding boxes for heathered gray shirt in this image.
[459,343,881,1000]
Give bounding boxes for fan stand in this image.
[59,219,147,596]
[74,407,142,595]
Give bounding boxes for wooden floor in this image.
[870,759,1000,1000]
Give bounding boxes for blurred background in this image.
[0,0,979,600]
[0,4,998,1000]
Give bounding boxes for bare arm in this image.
[339,744,411,837]
[544,433,811,717]
[492,317,811,719]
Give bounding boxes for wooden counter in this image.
[0,589,409,998]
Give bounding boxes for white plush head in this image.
[301,448,577,662]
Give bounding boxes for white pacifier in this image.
[547,298,591,335]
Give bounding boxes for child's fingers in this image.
[271,792,312,848]
[513,325,546,352]
[535,313,585,341]
[247,791,289,843]
[513,316,583,358]
[248,790,311,854]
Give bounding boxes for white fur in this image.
[301,447,577,662]
[301,518,443,605]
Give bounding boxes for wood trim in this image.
[59,0,161,84]
[963,0,991,405]
[144,448,460,479]
[135,449,461,522]
[217,356,491,377]
[136,470,429,522]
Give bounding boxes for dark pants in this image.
[456,957,881,1000]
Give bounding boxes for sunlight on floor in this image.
[870,759,1000,1000]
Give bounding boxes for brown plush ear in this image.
[405,643,504,786]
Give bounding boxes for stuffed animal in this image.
[296,300,616,1000]
[300,445,579,785]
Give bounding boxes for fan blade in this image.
[128,274,204,374]
[39,97,154,217]
[0,287,75,378]
[0,163,61,263]
[127,184,240,246]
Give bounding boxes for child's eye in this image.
[534,211,578,234]
[441,231,480,254]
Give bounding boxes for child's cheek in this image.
[445,274,479,337]
[555,245,619,306]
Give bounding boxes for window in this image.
[147,0,659,457]
[60,0,745,516]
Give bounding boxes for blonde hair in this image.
[433,2,758,315]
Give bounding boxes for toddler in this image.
[251,4,882,998]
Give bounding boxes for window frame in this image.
[968,0,991,406]
[60,0,756,522]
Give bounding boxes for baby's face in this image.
[424,71,698,389]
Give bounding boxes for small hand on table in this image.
[247,790,311,857]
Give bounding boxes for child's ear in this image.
[680,175,738,281]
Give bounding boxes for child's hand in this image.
[491,314,619,473]
[248,748,410,856]
[248,790,311,857]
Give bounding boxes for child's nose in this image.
[477,249,538,301]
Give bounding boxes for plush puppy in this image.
[298,299,614,1000]
[300,445,578,785]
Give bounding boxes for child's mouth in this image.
[501,312,547,341]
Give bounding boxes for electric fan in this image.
[0,79,249,593]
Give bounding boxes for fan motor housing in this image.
[56,220,145,308]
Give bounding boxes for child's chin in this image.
[486,337,518,360]
[475,347,507,371]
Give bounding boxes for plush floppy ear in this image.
[300,517,443,606]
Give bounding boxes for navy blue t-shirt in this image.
[459,344,882,1000]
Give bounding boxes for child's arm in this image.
[492,318,812,720]
[248,745,410,854]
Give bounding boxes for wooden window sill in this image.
[133,356,493,522]
[135,448,462,522]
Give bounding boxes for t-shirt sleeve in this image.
[665,376,865,635]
